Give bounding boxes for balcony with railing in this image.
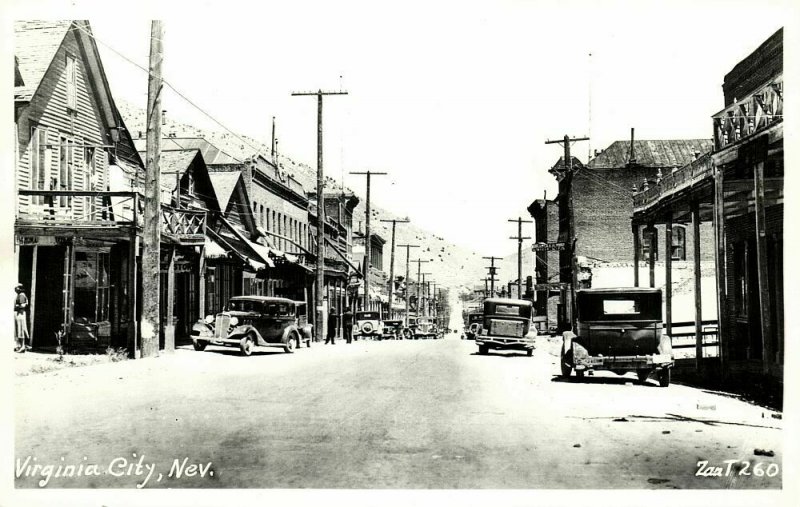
[632,153,713,211]
[16,190,206,244]
[713,74,783,151]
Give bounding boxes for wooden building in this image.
[632,28,784,384]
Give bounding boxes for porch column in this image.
[30,245,38,348]
[664,213,672,337]
[647,223,656,288]
[198,246,206,318]
[164,246,176,353]
[692,201,702,371]
[632,222,640,287]
[128,232,139,357]
[713,163,727,380]
[754,159,773,375]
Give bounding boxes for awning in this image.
[204,237,228,259]
[324,237,362,277]
[206,227,274,269]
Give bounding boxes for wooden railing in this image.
[632,154,713,210]
[669,319,719,359]
[713,74,783,151]
[17,190,207,242]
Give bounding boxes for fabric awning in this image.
[204,237,228,259]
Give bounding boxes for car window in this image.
[603,299,638,314]
[229,300,260,312]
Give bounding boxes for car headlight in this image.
[204,315,214,324]
[230,316,239,326]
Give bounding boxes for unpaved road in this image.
[14,334,782,489]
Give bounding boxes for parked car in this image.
[463,312,483,340]
[476,298,536,356]
[382,319,403,339]
[354,311,384,339]
[560,287,673,386]
[191,296,313,356]
[414,317,437,339]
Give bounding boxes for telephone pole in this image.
[291,89,348,338]
[398,244,419,327]
[482,256,501,297]
[380,218,409,318]
[545,134,589,328]
[412,259,430,316]
[350,171,387,312]
[508,217,532,299]
[141,20,164,359]
[421,273,432,316]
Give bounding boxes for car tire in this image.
[306,337,312,348]
[284,335,296,353]
[560,347,573,377]
[193,340,207,351]
[637,369,652,383]
[240,336,254,356]
[658,368,671,387]
[478,345,488,355]
[575,369,585,379]
[526,349,533,357]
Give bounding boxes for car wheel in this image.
[306,337,312,348]
[637,369,652,383]
[478,345,488,355]
[240,336,254,356]
[575,369,585,379]
[193,340,207,351]
[284,335,296,353]
[526,349,533,357]
[560,347,573,377]
[658,368,671,387]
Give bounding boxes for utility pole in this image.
[141,20,164,359]
[380,218,410,318]
[398,244,419,327]
[431,282,438,320]
[291,89,348,338]
[412,259,430,317]
[482,256,501,297]
[350,171,387,312]
[545,134,589,329]
[508,217,532,299]
[421,273,432,316]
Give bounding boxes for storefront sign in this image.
[15,235,70,246]
[531,242,566,252]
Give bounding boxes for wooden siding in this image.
[16,29,111,218]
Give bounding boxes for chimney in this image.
[628,128,637,166]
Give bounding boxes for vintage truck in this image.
[560,287,674,386]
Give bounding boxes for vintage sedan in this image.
[353,311,384,339]
[414,317,438,339]
[191,296,313,356]
[382,319,404,340]
[560,288,673,386]
[476,298,537,356]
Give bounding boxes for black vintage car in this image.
[475,298,537,356]
[382,319,403,339]
[463,312,483,340]
[191,296,313,356]
[560,288,674,386]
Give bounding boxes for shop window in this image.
[641,228,658,261]
[74,250,110,323]
[671,226,686,261]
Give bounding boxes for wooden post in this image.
[141,20,164,358]
[713,162,727,380]
[648,223,656,288]
[198,245,206,318]
[30,245,38,348]
[632,222,640,287]
[665,213,672,337]
[754,159,773,374]
[164,246,175,352]
[692,201,702,371]
[128,231,138,357]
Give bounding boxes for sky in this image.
[5,0,794,256]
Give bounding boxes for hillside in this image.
[116,100,487,294]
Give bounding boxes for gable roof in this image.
[14,20,73,101]
[209,171,244,212]
[586,139,713,170]
[159,150,201,194]
[133,137,242,165]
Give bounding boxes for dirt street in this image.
[14,334,782,489]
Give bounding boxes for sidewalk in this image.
[13,347,130,377]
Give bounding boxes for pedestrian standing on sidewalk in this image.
[343,308,354,344]
[325,307,338,344]
[15,283,29,353]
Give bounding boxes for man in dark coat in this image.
[342,308,354,344]
[325,308,337,344]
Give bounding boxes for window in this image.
[185,169,195,196]
[671,226,686,261]
[65,54,77,110]
[265,208,270,230]
[58,136,75,206]
[84,146,97,216]
[73,250,110,323]
[641,228,658,261]
[29,127,50,204]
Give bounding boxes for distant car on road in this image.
[191,296,312,356]
[476,298,536,356]
[560,287,673,386]
[382,319,403,339]
[354,311,383,340]
[414,317,437,339]
[463,312,483,340]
